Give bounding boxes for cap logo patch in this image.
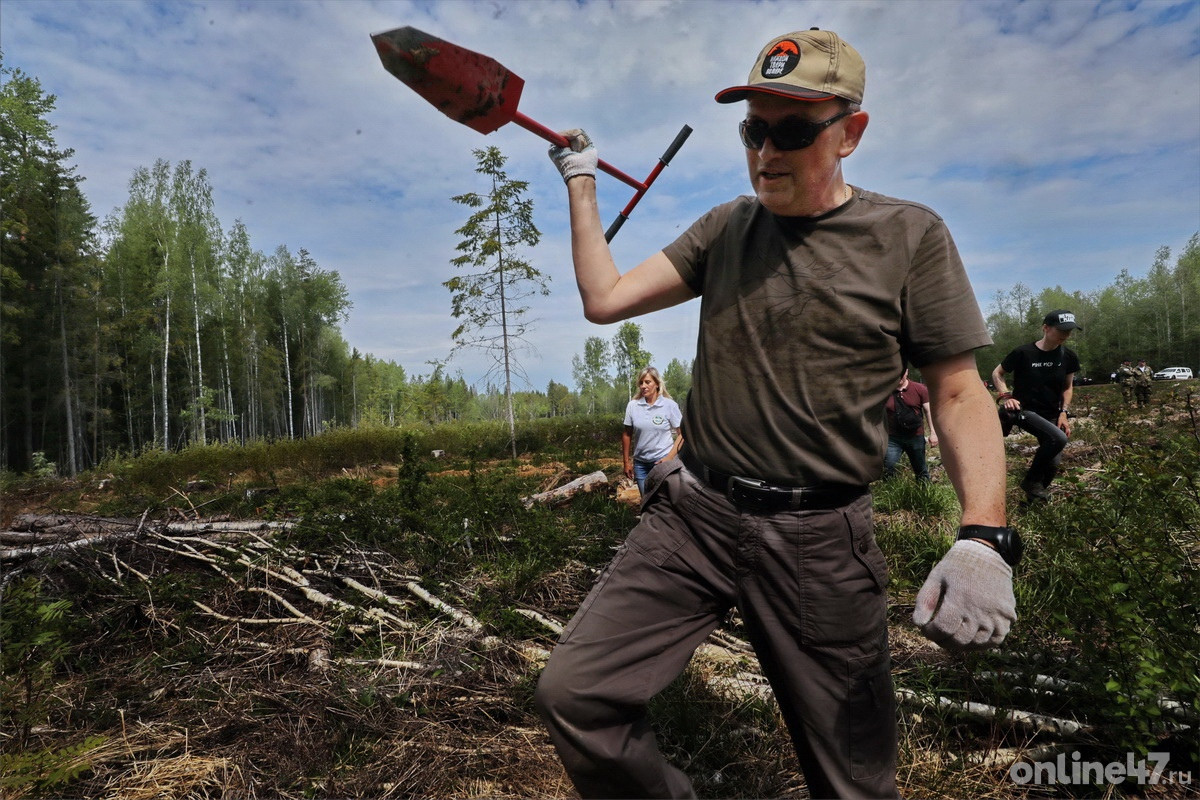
[761,40,800,79]
[1057,313,1075,324]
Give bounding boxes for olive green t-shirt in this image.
[662,190,990,486]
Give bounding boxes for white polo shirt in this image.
[624,395,683,462]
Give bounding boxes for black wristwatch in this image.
[957,525,1024,567]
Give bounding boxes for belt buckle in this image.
[727,475,780,512]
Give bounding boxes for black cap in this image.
[1043,310,1082,332]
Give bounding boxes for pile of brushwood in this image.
[2,392,1197,799]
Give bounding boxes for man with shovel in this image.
[535,28,1018,799]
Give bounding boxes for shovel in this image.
[371,26,692,241]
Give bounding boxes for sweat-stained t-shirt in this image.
[661,190,990,487]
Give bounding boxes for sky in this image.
[3,0,1199,392]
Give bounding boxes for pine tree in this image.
[445,147,547,458]
[1,58,96,472]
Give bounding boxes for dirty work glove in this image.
[548,129,597,183]
[913,540,1016,651]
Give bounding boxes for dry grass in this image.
[4,392,1196,798]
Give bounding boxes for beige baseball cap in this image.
[716,28,865,105]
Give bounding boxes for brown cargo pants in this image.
[534,458,899,799]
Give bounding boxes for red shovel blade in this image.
[372,25,693,240]
[371,26,524,135]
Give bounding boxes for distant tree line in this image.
[3,58,1195,475]
[976,238,1200,382]
[0,60,691,475]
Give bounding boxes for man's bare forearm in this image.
[566,177,622,323]
[926,354,1007,527]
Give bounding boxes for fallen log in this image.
[1,528,152,562]
[513,608,564,636]
[963,743,1070,770]
[11,513,140,534]
[164,520,293,534]
[520,470,608,508]
[237,640,423,671]
[1,515,297,563]
[302,571,417,630]
[0,531,64,544]
[895,688,1090,737]
[10,513,291,535]
[405,581,484,633]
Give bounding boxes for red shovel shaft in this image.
[605,124,693,242]
[510,112,646,192]
[520,113,693,240]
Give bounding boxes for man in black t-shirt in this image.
[991,310,1081,501]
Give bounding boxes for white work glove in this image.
[912,540,1016,650]
[547,129,597,183]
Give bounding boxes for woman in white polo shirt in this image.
[622,366,684,494]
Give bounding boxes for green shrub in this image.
[1007,402,1200,758]
[0,736,106,794]
[878,391,1199,776]
[1,578,74,748]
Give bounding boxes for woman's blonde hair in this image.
[637,366,669,398]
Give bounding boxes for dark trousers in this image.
[534,458,898,799]
[1013,410,1068,487]
[883,434,929,481]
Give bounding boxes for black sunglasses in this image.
[739,109,854,151]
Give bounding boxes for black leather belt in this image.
[680,447,867,513]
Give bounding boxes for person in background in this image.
[991,310,1080,502]
[1116,358,1136,407]
[1134,358,1154,408]
[883,369,937,482]
[622,366,683,494]
[536,27,1018,799]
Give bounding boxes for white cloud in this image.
[4,0,1197,390]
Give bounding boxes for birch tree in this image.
[571,336,610,415]
[170,162,221,445]
[612,322,652,401]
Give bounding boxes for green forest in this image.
[3,57,1198,476]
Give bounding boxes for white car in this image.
[1152,367,1194,381]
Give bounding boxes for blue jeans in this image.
[632,459,657,495]
[883,434,929,481]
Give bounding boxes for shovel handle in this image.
[605,124,693,242]
[512,112,647,191]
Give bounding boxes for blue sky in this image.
[4,0,1198,391]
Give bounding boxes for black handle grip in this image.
[604,123,693,243]
[605,214,628,243]
[660,124,693,164]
